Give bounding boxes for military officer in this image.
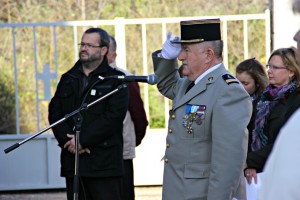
[152,19,252,200]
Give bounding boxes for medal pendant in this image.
[195,117,202,125]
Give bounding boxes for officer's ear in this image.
[204,47,214,63]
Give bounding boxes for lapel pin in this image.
[91,89,96,96]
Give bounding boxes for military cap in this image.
[173,18,221,43]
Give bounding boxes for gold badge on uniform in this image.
[222,74,239,85]
[183,104,206,134]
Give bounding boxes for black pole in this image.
[73,113,83,200]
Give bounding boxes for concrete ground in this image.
[0,186,162,200]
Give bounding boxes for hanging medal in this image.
[182,105,192,128]
[195,105,206,125]
[183,104,206,133]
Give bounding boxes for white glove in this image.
[161,32,181,59]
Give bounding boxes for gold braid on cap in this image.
[180,38,205,43]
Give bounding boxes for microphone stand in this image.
[73,110,84,200]
[4,83,128,200]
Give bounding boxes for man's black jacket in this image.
[48,59,129,178]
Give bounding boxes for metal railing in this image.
[0,12,270,190]
[0,11,270,135]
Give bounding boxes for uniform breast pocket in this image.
[190,122,207,139]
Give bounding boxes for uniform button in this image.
[165,158,169,163]
[168,128,173,133]
[171,114,175,119]
[166,143,170,148]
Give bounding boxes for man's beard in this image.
[80,52,102,65]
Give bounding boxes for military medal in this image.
[195,115,203,125]
[195,105,206,125]
[183,104,206,133]
[187,126,193,134]
[182,105,192,128]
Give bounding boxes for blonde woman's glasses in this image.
[266,64,286,71]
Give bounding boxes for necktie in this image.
[185,82,195,94]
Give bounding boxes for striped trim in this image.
[180,38,205,43]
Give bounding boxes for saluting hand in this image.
[161,32,182,59]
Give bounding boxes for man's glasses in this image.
[266,64,287,71]
[78,43,101,48]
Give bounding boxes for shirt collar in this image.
[194,63,222,84]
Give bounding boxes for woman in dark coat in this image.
[244,47,300,184]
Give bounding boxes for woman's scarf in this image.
[251,80,298,151]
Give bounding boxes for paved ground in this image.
[0,186,162,200]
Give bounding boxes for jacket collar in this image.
[66,57,110,78]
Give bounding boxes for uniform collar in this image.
[194,63,222,85]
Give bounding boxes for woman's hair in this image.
[268,47,300,84]
[236,57,269,95]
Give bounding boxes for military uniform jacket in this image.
[48,59,129,178]
[152,51,252,200]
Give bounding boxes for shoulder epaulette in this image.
[222,74,239,85]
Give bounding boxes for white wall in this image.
[0,129,166,191]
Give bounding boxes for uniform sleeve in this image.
[152,50,180,100]
[208,82,252,199]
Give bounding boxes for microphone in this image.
[111,74,158,85]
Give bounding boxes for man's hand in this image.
[63,134,90,154]
[161,32,182,59]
